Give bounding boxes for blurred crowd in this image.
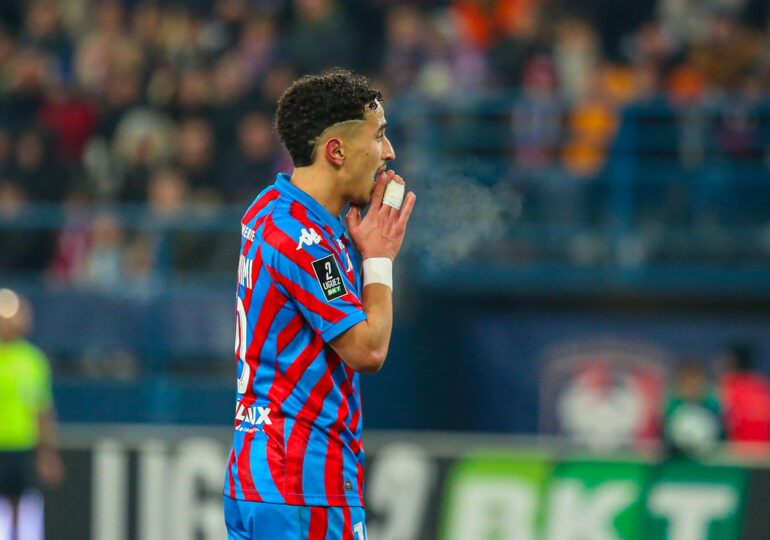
[1,0,770,284]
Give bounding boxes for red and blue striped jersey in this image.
[224,174,367,507]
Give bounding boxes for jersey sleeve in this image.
[31,345,53,412]
[265,223,365,343]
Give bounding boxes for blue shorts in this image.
[223,497,367,540]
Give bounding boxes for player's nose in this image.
[382,135,395,161]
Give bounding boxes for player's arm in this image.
[330,171,415,373]
[330,282,392,373]
[37,403,64,487]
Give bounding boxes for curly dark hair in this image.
[274,69,383,167]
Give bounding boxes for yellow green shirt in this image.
[0,339,53,451]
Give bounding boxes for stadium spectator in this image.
[123,234,162,294]
[486,2,549,90]
[511,54,561,171]
[236,14,280,84]
[19,1,72,79]
[0,288,64,539]
[0,178,53,273]
[11,126,66,202]
[553,17,600,101]
[48,184,92,285]
[665,62,707,105]
[259,61,299,112]
[221,110,278,203]
[73,0,135,98]
[289,0,357,75]
[141,166,190,282]
[621,21,678,95]
[657,0,742,46]
[147,166,189,219]
[174,116,218,199]
[719,342,770,454]
[689,10,761,90]
[129,1,163,54]
[111,107,176,201]
[94,63,143,144]
[0,129,12,175]
[451,0,540,50]
[76,212,125,290]
[562,68,619,178]
[210,53,251,150]
[601,62,639,105]
[662,361,723,457]
[0,25,15,86]
[176,67,213,120]
[382,5,431,95]
[4,47,51,131]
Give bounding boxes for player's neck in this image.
[290,166,346,217]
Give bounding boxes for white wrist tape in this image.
[362,257,393,290]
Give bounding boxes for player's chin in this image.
[353,190,373,208]
[360,193,373,208]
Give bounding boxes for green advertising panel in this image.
[435,446,754,540]
[440,450,553,540]
[640,459,747,540]
[545,458,649,540]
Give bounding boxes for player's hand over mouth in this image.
[346,170,416,261]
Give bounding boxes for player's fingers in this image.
[396,192,416,227]
[370,171,389,208]
[346,205,361,229]
[379,174,406,218]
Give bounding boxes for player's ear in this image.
[324,137,345,168]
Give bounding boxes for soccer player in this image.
[223,69,415,540]
[0,289,64,539]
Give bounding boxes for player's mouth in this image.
[373,164,387,182]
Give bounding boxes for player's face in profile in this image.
[345,102,395,207]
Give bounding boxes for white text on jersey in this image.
[336,238,354,272]
[235,402,272,426]
[241,224,256,241]
[238,255,253,289]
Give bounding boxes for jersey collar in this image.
[275,173,347,238]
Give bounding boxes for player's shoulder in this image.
[13,339,48,369]
[13,338,44,357]
[241,185,281,227]
[263,198,326,249]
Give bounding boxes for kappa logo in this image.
[297,228,322,250]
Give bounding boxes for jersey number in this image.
[235,296,250,394]
[353,522,365,540]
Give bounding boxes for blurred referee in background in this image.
[0,288,63,539]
